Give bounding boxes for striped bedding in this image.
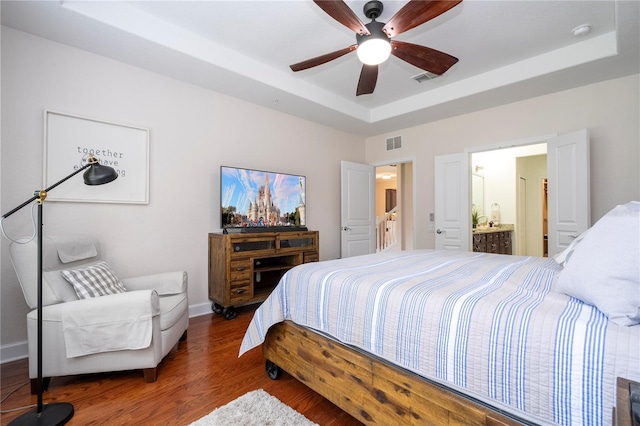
[240,250,640,426]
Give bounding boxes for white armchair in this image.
[9,234,188,393]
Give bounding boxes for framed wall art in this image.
[44,110,149,204]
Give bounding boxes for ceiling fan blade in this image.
[356,64,378,96]
[382,0,462,38]
[391,40,458,75]
[290,45,357,72]
[313,0,370,35]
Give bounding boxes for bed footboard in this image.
[263,321,523,426]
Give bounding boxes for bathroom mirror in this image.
[472,173,484,215]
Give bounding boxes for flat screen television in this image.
[220,165,306,230]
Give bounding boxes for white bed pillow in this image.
[553,228,590,266]
[61,261,127,299]
[556,201,640,326]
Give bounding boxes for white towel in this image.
[61,290,159,358]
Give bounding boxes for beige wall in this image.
[0,27,365,355]
[365,74,640,249]
[399,162,414,251]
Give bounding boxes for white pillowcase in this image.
[61,261,127,299]
[553,228,590,266]
[556,201,640,326]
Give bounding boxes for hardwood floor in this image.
[1,305,362,425]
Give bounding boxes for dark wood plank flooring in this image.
[1,305,362,425]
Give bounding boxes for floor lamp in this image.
[2,155,118,426]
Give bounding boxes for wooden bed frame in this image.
[263,320,526,426]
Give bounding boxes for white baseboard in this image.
[1,340,28,364]
[1,304,215,364]
[188,302,214,318]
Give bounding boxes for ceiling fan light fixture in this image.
[292,0,463,96]
[356,19,391,65]
[357,38,391,65]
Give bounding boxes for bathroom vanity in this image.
[472,225,513,255]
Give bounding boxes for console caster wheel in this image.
[223,306,237,320]
[212,303,224,314]
[266,360,283,380]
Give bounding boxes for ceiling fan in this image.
[290,0,463,96]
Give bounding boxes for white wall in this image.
[0,27,365,358]
[366,74,640,249]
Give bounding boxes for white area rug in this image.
[189,389,319,426]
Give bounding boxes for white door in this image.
[434,153,470,250]
[547,129,590,256]
[341,161,375,258]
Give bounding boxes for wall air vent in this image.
[386,136,402,151]
[412,71,440,83]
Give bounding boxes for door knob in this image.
[342,226,352,231]
[436,229,443,234]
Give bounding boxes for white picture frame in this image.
[44,110,149,204]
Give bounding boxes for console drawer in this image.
[229,259,252,281]
[229,280,251,303]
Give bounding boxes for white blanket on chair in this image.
[61,290,159,358]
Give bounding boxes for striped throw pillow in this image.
[60,261,127,299]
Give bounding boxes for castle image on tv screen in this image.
[221,166,306,228]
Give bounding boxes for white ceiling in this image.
[2,0,638,137]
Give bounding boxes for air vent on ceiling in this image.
[412,71,440,83]
[386,136,402,151]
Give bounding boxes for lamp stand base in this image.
[8,403,74,426]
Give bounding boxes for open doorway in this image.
[435,130,588,256]
[471,143,547,256]
[375,162,414,252]
[516,154,548,256]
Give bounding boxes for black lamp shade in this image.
[83,163,118,185]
